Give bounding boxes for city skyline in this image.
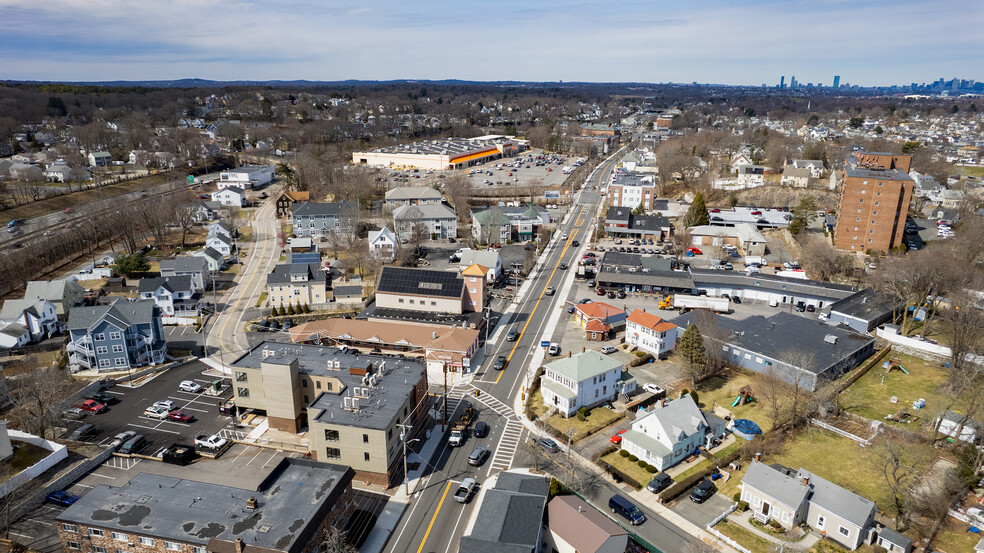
[0,0,981,86]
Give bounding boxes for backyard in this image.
[528,390,622,443]
[839,353,956,437]
[696,369,775,433]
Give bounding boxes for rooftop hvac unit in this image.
[824,334,838,344]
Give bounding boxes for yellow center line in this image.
[415,480,454,553]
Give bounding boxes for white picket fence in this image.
[0,430,69,499]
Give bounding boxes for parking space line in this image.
[127,423,180,434]
[261,451,281,468]
[74,483,93,488]
[106,390,126,396]
[245,448,266,466]
[90,472,115,479]
[179,406,209,413]
[9,532,34,539]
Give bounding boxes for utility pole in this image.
[565,428,577,477]
[398,423,419,496]
[442,363,448,431]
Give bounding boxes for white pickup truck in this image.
[454,478,478,503]
[194,434,228,450]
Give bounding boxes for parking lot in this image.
[666,483,733,527]
[63,360,234,456]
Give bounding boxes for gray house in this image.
[160,256,209,292]
[23,278,85,318]
[458,473,549,553]
[291,201,358,238]
[66,299,166,373]
[392,203,458,241]
[194,247,225,272]
[741,461,909,552]
[822,288,896,333]
[677,312,876,391]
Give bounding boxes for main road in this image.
[383,152,704,553]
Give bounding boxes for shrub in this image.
[619,450,630,458]
[736,500,749,512]
[733,492,741,502]
[576,412,586,422]
[645,465,658,473]
[633,350,647,357]
[271,306,280,317]
[549,477,568,497]
[681,389,689,396]
[690,390,699,405]
[637,460,648,468]
[628,454,638,462]
[768,519,783,531]
[577,406,590,418]
[302,304,311,313]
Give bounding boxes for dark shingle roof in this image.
[376,266,463,299]
[160,257,207,274]
[68,299,158,331]
[291,201,356,217]
[827,288,897,322]
[458,474,548,553]
[137,275,193,294]
[265,263,327,286]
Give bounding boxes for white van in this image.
[769,298,779,308]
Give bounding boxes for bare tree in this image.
[9,365,72,440]
[22,166,47,201]
[870,437,922,530]
[320,525,357,553]
[798,236,850,282]
[908,467,965,545]
[755,365,788,431]
[776,349,817,426]
[443,174,471,223]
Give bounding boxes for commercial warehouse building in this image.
[351,137,519,170]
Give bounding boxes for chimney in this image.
[582,347,585,353]
[568,351,572,358]
[802,477,809,487]
[754,452,761,462]
[246,497,258,509]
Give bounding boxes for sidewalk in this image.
[726,510,821,551]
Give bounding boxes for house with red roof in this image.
[625,309,681,358]
[573,302,626,341]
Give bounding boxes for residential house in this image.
[688,223,767,256]
[265,263,330,309]
[208,220,236,240]
[791,159,824,178]
[0,299,61,343]
[23,278,85,318]
[331,285,363,304]
[539,351,624,417]
[218,165,275,189]
[675,312,875,392]
[42,163,74,183]
[137,276,201,320]
[740,461,896,551]
[471,207,512,245]
[286,237,315,253]
[66,299,166,372]
[737,165,767,187]
[206,233,234,256]
[545,495,628,553]
[160,256,209,292]
[625,309,681,358]
[374,266,483,315]
[603,206,672,240]
[368,227,398,262]
[458,473,549,553]
[291,201,358,238]
[87,151,112,167]
[55,460,356,553]
[573,302,626,341]
[730,152,753,172]
[781,167,814,188]
[211,185,246,207]
[229,341,428,485]
[457,249,502,283]
[0,323,30,349]
[393,203,458,241]
[619,395,728,471]
[384,186,443,207]
[472,204,551,244]
[193,247,225,272]
[275,190,310,218]
[189,201,220,223]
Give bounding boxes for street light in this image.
[399,423,421,496]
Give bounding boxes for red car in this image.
[168,411,195,423]
[750,211,762,216]
[610,430,627,444]
[708,208,720,213]
[76,399,107,413]
[596,288,606,296]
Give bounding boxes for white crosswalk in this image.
[455,385,518,420]
[489,420,526,474]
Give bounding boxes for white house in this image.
[208,220,235,239]
[211,186,246,207]
[87,151,112,167]
[218,165,275,189]
[730,153,753,173]
[393,203,458,241]
[368,227,398,262]
[206,233,234,256]
[625,309,681,359]
[0,322,30,349]
[194,247,225,272]
[137,276,201,320]
[0,299,61,344]
[619,395,728,471]
[539,351,625,417]
[457,248,502,283]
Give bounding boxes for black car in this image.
[572,240,579,247]
[646,473,673,494]
[806,305,816,312]
[795,301,807,312]
[732,296,742,304]
[473,421,489,438]
[468,446,490,466]
[607,291,616,299]
[616,290,627,299]
[559,263,567,270]
[690,478,716,503]
[506,328,519,342]
[494,356,507,370]
[86,391,118,405]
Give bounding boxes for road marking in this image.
[74,483,93,488]
[89,472,116,479]
[245,448,266,466]
[106,390,126,396]
[488,420,525,474]
[9,532,35,539]
[127,423,180,434]
[414,480,454,553]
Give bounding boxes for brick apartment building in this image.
[55,459,355,553]
[833,152,913,253]
[607,170,658,211]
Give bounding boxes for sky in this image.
[0,0,980,86]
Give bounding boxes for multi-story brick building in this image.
[607,170,657,211]
[55,458,354,553]
[833,152,914,253]
[229,341,428,485]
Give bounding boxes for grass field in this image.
[961,166,984,179]
[715,520,777,553]
[930,516,982,553]
[770,427,936,517]
[839,353,954,436]
[529,390,622,443]
[696,370,775,432]
[600,451,653,488]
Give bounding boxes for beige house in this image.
[374,266,485,314]
[265,263,330,309]
[229,341,428,486]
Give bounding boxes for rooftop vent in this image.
[823,334,838,344]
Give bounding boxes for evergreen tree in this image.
[685,192,710,227]
[286,303,296,316]
[115,253,151,277]
[271,305,280,317]
[679,323,706,388]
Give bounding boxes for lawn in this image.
[931,516,983,553]
[839,353,952,436]
[1,442,51,482]
[770,427,936,517]
[528,390,622,443]
[715,520,777,553]
[695,370,775,432]
[600,451,653,489]
[961,166,984,179]
[255,291,268,308]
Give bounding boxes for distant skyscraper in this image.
[833,75,841,89]
[790,76,798,89]
[779,76,785,89]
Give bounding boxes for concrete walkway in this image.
[727,510,822,551]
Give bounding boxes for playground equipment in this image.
[912,398,926,410]
[731,385,754,407]
[883,356,909,375]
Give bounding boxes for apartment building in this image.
[66,299,166,372]
[265,263,330,309]
[291,201,358,238]
[392,203,457,241]
[275,189,310,218]
[608,170,657,211]
[55,458,355,553]
[384,186,443,207]
[834,152,914,252]
[229,342,428,485]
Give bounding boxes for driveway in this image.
[668,486,734,528]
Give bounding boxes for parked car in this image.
[110,431,136,450]
[473,421,489,438]
[607,291,616,299]
[609,495,646,525]
[119,434,147,455]
[643,383,665,395]
[610,430,626,444]
[547,343,561,356]
[596,288,606,296]
[144,405,171,419]
[534,437,558,452]
[795,301,807,312]
[467,446,490,466]
[68,424,97,441]
[46,491,79,507]
[168,411,195,423]
[690,478,716,503]
[85,391,117,405]
[616,290,627,299]
[646,473,673,494]
[567,305,576,314]
[179,380,203,393]
[76,399,107,413]
[600,345,617,354]
[153,400,176,411]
